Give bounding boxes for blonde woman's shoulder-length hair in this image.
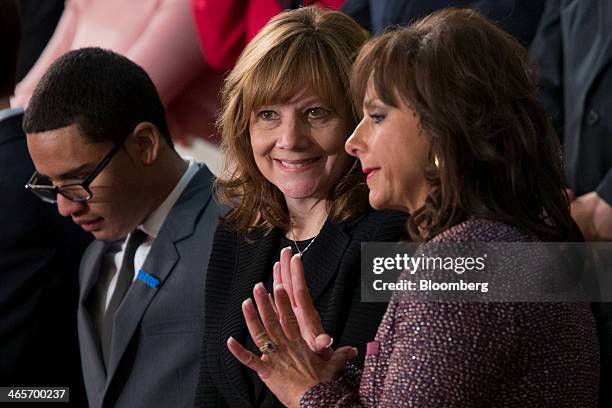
[215,6,370,234]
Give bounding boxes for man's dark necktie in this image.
[101,229,148,367]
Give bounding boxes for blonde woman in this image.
[194,7,407,408]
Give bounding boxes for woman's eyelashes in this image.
[255,106,331,123]
[367,111,386,124]
[305,106,330,120]
[257,110,280,121]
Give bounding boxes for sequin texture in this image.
[300,218,600,407]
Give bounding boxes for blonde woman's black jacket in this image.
[194,208,407,408]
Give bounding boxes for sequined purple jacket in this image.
[300,218,600,407]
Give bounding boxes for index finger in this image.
[291,254,324,333]
[280,246,296,307]
[273,261,281,286]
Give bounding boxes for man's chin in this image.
[90,229,122,241]
[89,230,107,240]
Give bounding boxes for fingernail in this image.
[227,336,235,345]
[274,283,284,291]
[242,298,252,308]
[283,246,293,252]
[292,253,301,260]
[325,337,334,348]
[254,282,265,292]
[273,261,280,269]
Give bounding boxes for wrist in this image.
[290,383,318,408]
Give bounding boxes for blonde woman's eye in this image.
[258,110,279,121]
[306,107,330,119]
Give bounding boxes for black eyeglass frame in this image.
[25,142,123,204]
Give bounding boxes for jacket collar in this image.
[218,217,351,405]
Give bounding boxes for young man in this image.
[23,47,223,408]
[0,1,90,404]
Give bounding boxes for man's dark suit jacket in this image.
[531,0,612,205]
[342,0,545,47]
[0,112,92,404]
[531,2,612,407]
[194,208,408,407]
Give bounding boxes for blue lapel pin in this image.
[137,270,160,288]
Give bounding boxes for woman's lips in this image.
[362,167,380,179]
[274,157,322,172]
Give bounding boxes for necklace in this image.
[290,226,318,256]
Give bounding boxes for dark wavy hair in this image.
[351,8,580,241]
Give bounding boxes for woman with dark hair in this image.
[194,6,407,408]
[226,8,600,407]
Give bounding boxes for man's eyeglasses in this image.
[25,143,123,204]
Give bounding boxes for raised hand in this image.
[227,281,356,408]
[273,248,334,358]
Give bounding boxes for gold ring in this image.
[259,340,276,354]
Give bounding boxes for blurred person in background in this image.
[192,0,345,72]
[15,0,64,81]
[194,7,407,408]
[13,0,222,145]
[227,8,599,408]
[531,0,612,243]
[531,2,612,406]
[342,0,545,47]
[0,0,91,404]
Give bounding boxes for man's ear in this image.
[130,122,162,165]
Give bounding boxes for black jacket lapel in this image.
[217,220,352,406]
[300,219,350,304]
[219,228,281,407]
